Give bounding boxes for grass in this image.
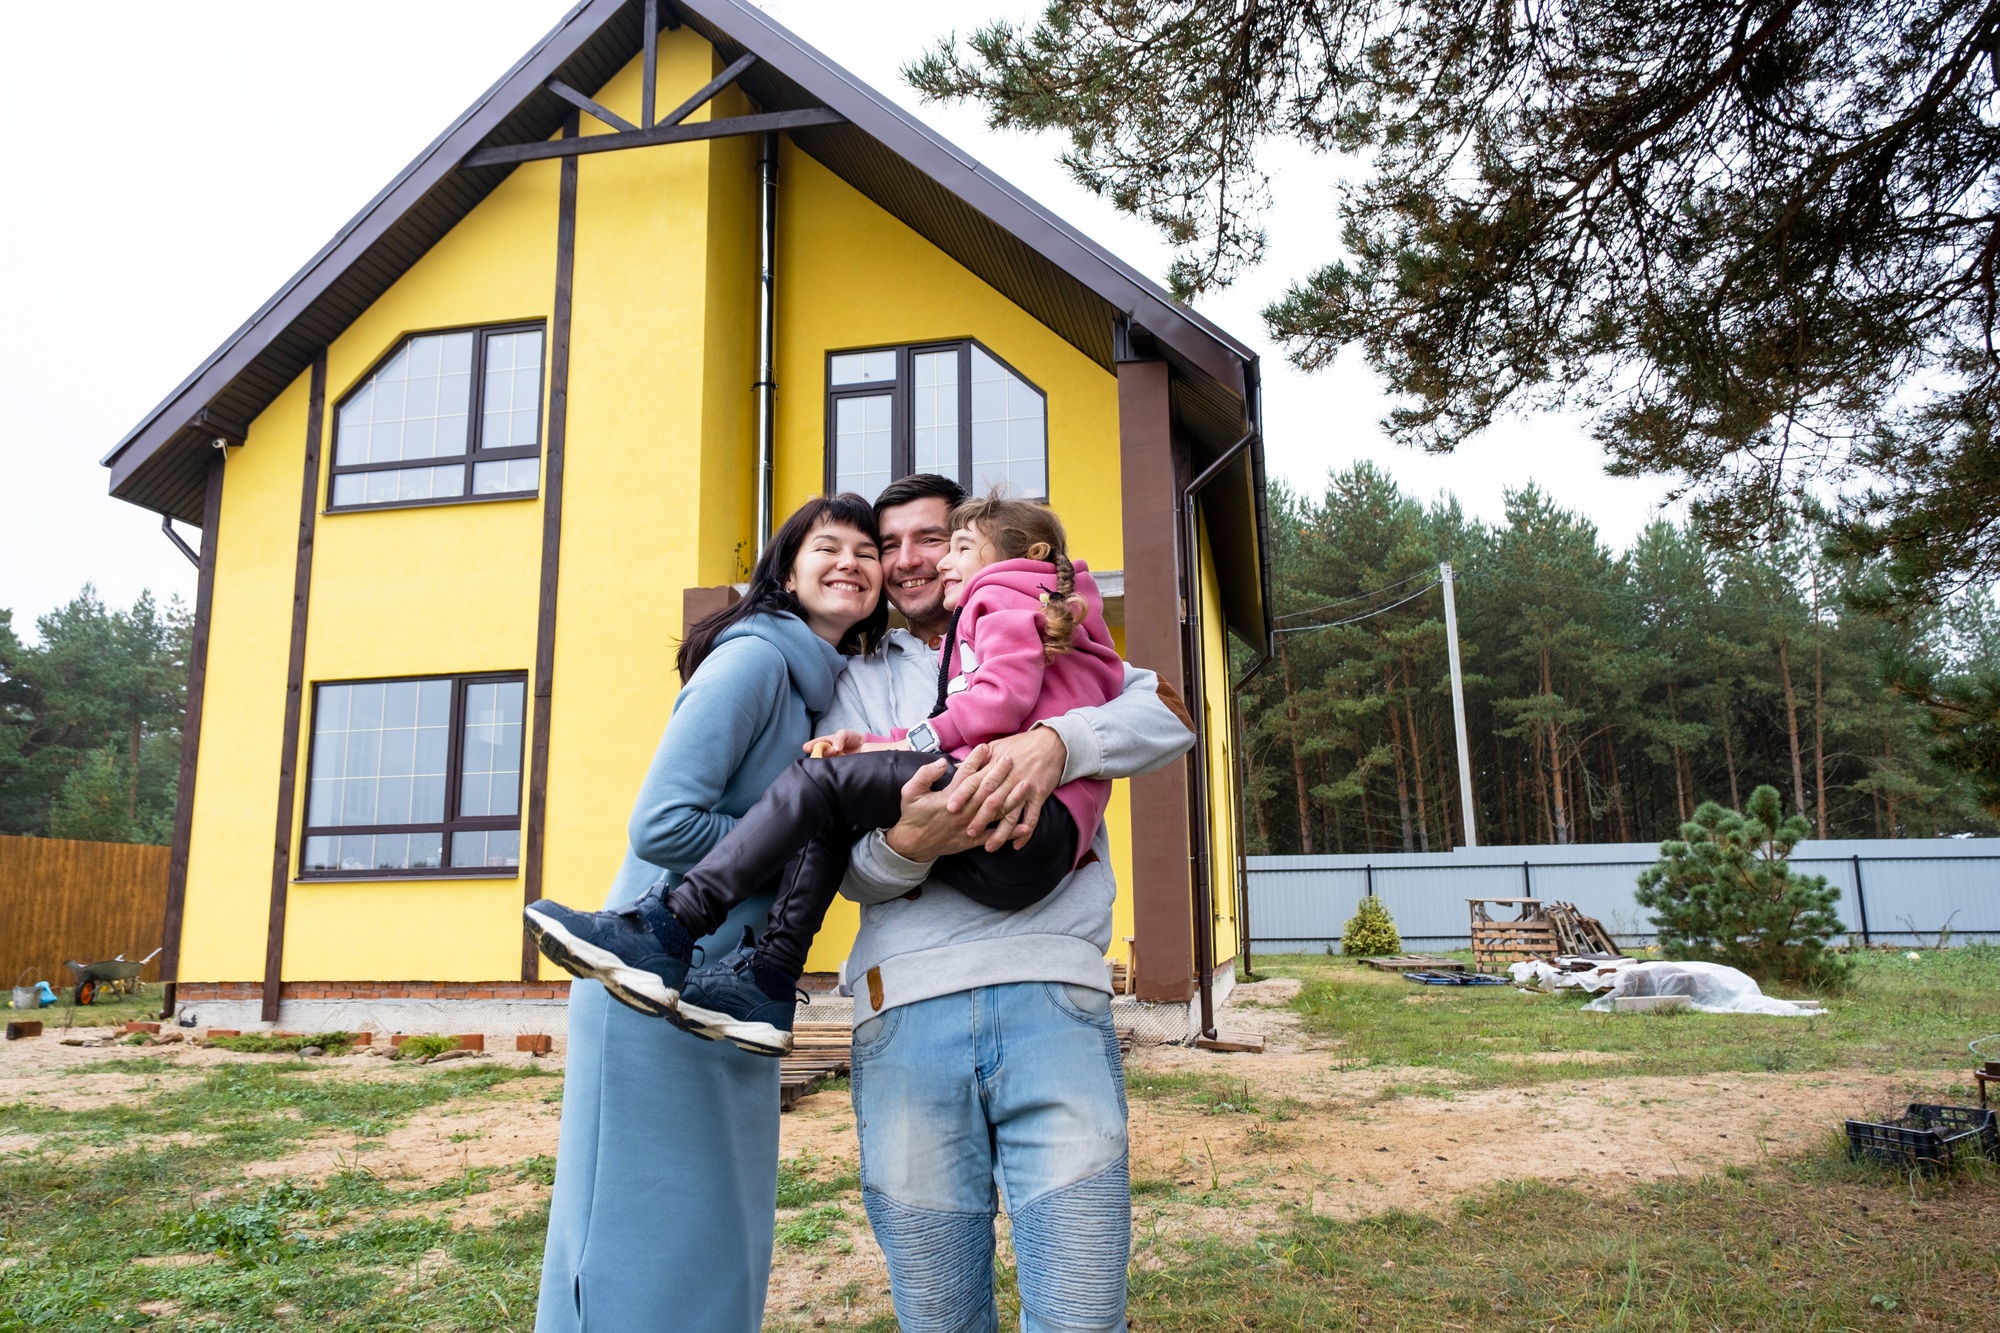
[1119,1152,2000,1330]
[0,1057,559,1331]
[1257,945,2000,1092]
[208,1030,357,1056]
[7,947,1996,1329]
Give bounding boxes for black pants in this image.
[665,750,1078,979]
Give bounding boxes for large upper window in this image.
[299,673,526,876]
[329,323,546,510]
[826,340,1047,502]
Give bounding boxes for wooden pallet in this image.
[1362,955,1467,973]
[780,1022,852,1112]
[1469,898,1623,972]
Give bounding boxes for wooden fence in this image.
[0,834,169,995]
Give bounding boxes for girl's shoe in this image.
[523,890,695,1019]
[674,932,799,1056]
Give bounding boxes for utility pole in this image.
[1440,562,1478,848]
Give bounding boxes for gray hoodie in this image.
[816,628,1194,1022]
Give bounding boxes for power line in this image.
[1276,568,1436,622]
[1275,579,1443,636]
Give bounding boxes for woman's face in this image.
[786,520,882,645]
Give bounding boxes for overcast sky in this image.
[0,0,1676,639]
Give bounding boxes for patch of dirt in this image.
[1213,977,1308,1052]
[1488,1049,1634,1065]
[243,1077,563,1187]
[1121,1044,1934,1228]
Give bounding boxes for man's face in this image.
[876,496,952,628]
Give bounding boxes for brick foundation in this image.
[175,980,574,1003]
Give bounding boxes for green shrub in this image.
[1341,894,1402,957]
[1635,784,1852,984]
[389,1034,461,1062]
[208,1031,354,1055]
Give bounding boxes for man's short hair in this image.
[873,473,966,518]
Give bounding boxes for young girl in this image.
[526,494,1124,1054]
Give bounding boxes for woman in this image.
[535,495,886,1333]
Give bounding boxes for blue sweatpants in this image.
[535,895,778,1333]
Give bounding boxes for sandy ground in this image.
[0,996,1945,1329]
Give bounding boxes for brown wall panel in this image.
[1118,358,1194,1001]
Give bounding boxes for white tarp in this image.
[1508,957,1639,992]
[1576,960,1823,1016]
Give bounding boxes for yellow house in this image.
[104,0,1270,1035]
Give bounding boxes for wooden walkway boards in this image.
[780,1022,852,1111]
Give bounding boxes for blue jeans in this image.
[850,982,1130,1333]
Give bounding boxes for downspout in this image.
[753,132,779,554]
[1180,427,1257,1040]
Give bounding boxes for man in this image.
[817,473,1194,1333]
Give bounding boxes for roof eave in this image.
[102,0,621,495]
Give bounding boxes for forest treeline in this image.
[1237,466,2000,856]
[0,588,187,844]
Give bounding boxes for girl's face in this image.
[936,523,999,611]
[786,520,882,645]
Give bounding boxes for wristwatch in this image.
[906,720,942,753]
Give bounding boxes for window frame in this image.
[296,670,528,880]
[822,338,1047,500]
[325,320,548,514]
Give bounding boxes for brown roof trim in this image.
[670,0,1256,395]
[101,0,623,489]
[103,0,1260,539]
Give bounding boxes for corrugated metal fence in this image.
[1247,838,2000,953]
[0,834,168,992]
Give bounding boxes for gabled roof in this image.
[103,0,1266,638]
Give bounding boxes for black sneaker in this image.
[675,932,800,1056]
[524,895,694,1019]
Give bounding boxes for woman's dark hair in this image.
[676,493,888,683]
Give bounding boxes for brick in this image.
[123,1022,161,1035]
[348,1031,372,1045]
[515,1033,553,1055]
[389,1034,409,1047]
[454,1033,485,1053]
[463,990,496,1000]
[206,1029,240,1038]
[6,1020,43,1040]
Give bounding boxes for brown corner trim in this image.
[521,115,578,981]
[159,454,226,1018]
[263,353,328,1023]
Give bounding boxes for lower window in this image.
[299,673,526,876]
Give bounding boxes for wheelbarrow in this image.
[64,949,162,1006]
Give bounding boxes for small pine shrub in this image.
[1635,784,1852,985]
[1341,894,1402,958]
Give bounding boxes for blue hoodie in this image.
[537,610,845,1333]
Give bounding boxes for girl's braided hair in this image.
[947,492,1083,659]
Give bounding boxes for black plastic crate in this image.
[1845,1103,1999,1172]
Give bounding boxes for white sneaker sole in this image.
[524,905,679,1019]
[674,1000,793,1056]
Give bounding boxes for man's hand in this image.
[876,726,1071,862]
[880,747,1006,862]
[953,725,1067,851]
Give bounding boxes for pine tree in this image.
[1635,785,1851,984]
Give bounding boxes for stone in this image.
[300,1046,325,1058]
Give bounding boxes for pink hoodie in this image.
[879,557,1124,863]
